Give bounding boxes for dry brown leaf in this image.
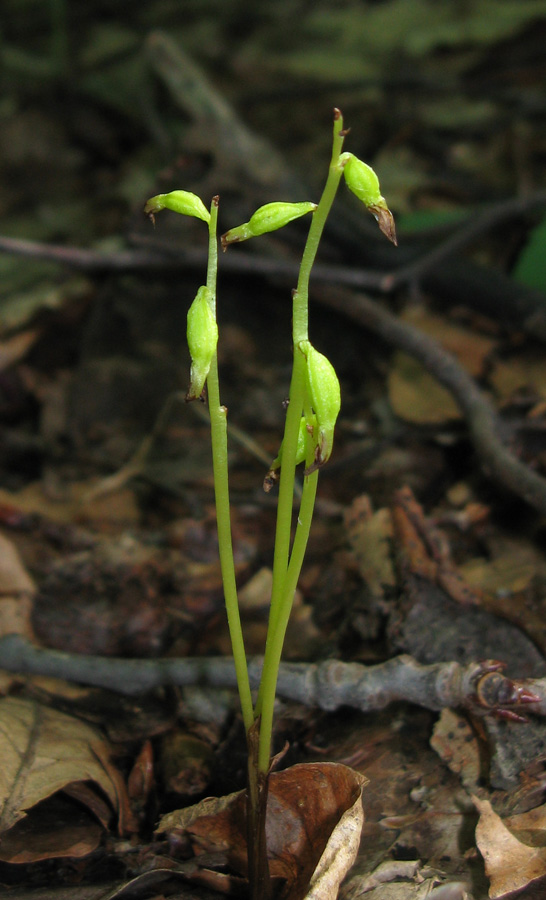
[431,709,481,793]
[388,307,497,426]
[0,696,127,840]
[474,794,546,897]
[158,762,366,900]
[304,787,364,900]
[401,306,497,378]
[489,352,546,403]
[0,533,36,645]
[0,793,103,863]
[389,351,462,424]
[504,803,546,849]
[0,481,139,529]
[344,495,395,600]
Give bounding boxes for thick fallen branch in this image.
[0,634,542,719]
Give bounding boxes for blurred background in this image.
[2,0,546,502]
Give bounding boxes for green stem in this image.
[205,197,254,734]
[255,111,347,771]
[257,468,318,773]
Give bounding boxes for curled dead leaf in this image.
[0,696,131,861]
[157,761,366,899]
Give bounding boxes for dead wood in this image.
[0,634,543,719]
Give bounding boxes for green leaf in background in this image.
[513,215,546,295]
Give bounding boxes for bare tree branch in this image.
[0,635,542,719]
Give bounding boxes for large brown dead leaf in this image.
[474,795,546,898]
[158,761,366,900]
[0,696,129,855]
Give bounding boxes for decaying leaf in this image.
[388,306,497,426]
[0,696,129,858]
[344,495,395,601]
[474,794,546,898]
[304,785,364,900]
[431,709,481,793]
[0,532,37,644]
[157,761,366,899]
[0,793,104,863]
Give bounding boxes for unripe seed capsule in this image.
[340,153,397,245]
[221,202,316,250]
[186,286,218,401]
[144,191,210,224]
[299,340,341,473]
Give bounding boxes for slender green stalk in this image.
[266,112,347,636]
[205,197,254,734]
[255,112,348,770]
[144,111,395,900]
[257,469,318,773]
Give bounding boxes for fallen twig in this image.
[0,634,542,718]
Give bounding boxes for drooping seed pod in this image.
[221,201,317,251]
[144,191,210,225]
[263,414,316,492]
[299,340,341,473]
[186,286,218,401]
[340,153,397,245]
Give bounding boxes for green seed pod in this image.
[340,153,397,245]
[221,201,316,250]
[299,340,341,473]
[144,191,210,224]
[186,286,218,401]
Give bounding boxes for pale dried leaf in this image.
[304,788,364,899]
[0,533,36,648]
[0,533,36,595]
[431,709,481,792]
[389,352,461,424]
[344,496,395,599]
[0,696,123,836]
[474,795,546,897]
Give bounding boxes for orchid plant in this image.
[144,108,396,899]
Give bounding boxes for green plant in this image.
[144,108,396,899]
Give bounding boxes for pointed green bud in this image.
[263,414,317,492]
[221,201,317,251]
[144,190,210,225]
[186,286,218,401]
[299,340,341,474]
[340,153,397,245]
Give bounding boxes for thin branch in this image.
[0,232,387,290]
[0,235,170,272]
[3,182,546,291]
[0,635,543,718]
